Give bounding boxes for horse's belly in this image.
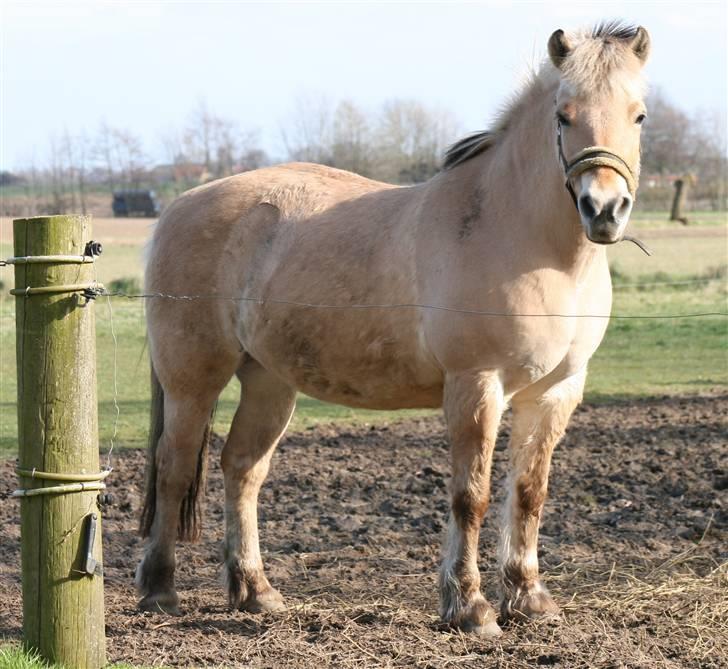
[270,352,443,410]
[244,311,444,410]
[296,372,443,410]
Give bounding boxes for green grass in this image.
[588,279,726,401]
[630,209,727,228]
[607,234,727,278]
[0,646,43,669]
[0,216,726,458]
[0,644,160,669]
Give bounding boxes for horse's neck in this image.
[482,89,605,278]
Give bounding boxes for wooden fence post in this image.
[669,178,689,225]
[12,215,106,669]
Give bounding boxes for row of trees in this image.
[280,96,459,183]
[640,89,726,209]
[2,97,459,217]
[2,90,725,217]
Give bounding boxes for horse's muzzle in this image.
[585,219,623,244]
[579,192,632,244]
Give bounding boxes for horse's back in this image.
[143,163,443,409]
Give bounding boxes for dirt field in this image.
[1,394,726,668]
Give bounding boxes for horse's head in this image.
[548,23,650,245]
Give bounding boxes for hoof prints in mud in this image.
[0,394,726,668]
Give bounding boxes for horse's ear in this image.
[548,29,572,69]
[630,26,651,64]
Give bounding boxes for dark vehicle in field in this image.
[112,190,161,218]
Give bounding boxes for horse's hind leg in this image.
[137,348,240,614]
[221,357,296,612]
[498,370,586,621]
[440,371,505,637]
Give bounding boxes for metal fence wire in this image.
[95,278,727,320]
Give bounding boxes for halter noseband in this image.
[556,121,638,206]
[557,121,650,256]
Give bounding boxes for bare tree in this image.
[238,129,270,172]
[75,130,90,214]
[281,93,333,164]
[112,128,147,189]
[641,89,692,175]
[160,128,194,193]
[58,129,91,214]
[640,88,727,209]
[183,99,217,177]
[331,100,372,175]
[182,99,258,179]
[48,134,69,213]
[94,121,118,194]
[374,99,459,183]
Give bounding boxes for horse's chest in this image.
[500,311,608,394]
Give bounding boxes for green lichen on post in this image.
[13,215,106,669]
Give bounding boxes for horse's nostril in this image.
[578,195,598,220]
[617,196,632,217]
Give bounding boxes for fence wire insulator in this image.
[82,285,104,303]
[84,240,103,257]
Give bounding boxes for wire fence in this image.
[1,258,725,471]
[0,274,725,320]
[95,279,727,320]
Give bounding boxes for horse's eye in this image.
[635,113,647,125]
[556,112,571,127]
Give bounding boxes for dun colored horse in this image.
[137,23,650,636]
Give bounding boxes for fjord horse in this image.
[137,23,650,636]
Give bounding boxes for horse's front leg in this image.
[440,371,505,637]
[499,370,585,621]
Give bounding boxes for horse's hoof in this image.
[447,596,502,637]
[138,592,181,616]
[461,618,503,638]
[240,587,285,614]
[501,587,560,622]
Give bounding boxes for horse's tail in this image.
[139,362,213,542]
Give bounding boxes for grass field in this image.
[0,213,726,458]
[0,645,143,669]
[630,209,726,227]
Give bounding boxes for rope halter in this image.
[557,121,639,207]
[556,121,649,255]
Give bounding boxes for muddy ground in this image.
[1,394,726,668]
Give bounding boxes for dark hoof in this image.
[138,591,181,616]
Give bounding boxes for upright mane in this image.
[442,20,643,171]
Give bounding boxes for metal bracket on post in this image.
[83,514,103,577]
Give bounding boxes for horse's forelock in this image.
[559,22,647,97]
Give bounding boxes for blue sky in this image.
[1,0,726,169]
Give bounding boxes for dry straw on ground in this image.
[1,394,725,668]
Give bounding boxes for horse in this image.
[136,22,650,637]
